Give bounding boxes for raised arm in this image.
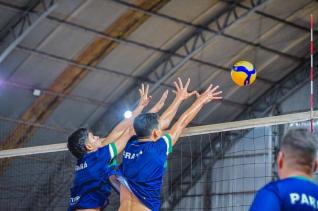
[148,90,169,113]
[169,84,222,146]
[112,126,135,153]
[101,84,151,146]
[159,78,196,130]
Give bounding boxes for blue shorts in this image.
[68,192,109,211]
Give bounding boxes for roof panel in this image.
[197,101,245,124]
[37,25,96,59]
[66,0,127,32]
[98,43,154,74]
[0,50,30,79]
[127,0,224,49]
[70,68,126,101]
[291,1,318,28]
[257,57,299,82]
[260,0,311,19]
[26,127,69,147]
[1,0,29,7]
[0,86,35,119]
[20,18,59,49]
[224,13,278,43]
[49,0,86,19]
[0,7,17,30]
[10,55,68,88]
[44,99,98,129]
[196,36,247,67]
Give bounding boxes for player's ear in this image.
[85,143,94,151]
[314,160,318,172]
[153,129,161,139]
[277,151,284,169]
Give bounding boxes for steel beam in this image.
[146,0,271,94]
[92,0,271,134]
[110,0,303,62]
[1,79,114,108]
[0,0,171,172]
[221,0,318,35]
[0,45,245,109]
[163,52,318,209]
[0,114,72,133]
[0,0,57,63]
[0,1,286,84]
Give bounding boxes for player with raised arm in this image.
[114,80,222,211]
[67,84,168,211]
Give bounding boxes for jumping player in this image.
[112,80,222,211]
[250,128,318,211]
[67,84,168,211]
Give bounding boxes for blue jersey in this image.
[68,143,118,211]
[250,177,318,211]
[119,134,173,211]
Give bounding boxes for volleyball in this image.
[231,61,256,86]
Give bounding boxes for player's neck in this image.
[282,170,313,180]
[138,136,156,142]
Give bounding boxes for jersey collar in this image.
[289,175,317,184]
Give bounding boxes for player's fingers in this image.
[161,90,169,100]
[211,85,220,93]
[139,89,142,96]
[184,78,190,90]
[174,81,180,91]
[145,84,149,96]
[213,91,223,96]
[141,83,145,94]
[178,77,183,89]
[205,84,213,93]
[172,90,177,95]
[189,91,197,96]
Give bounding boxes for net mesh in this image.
[0,114,317,210]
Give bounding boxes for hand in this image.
[196,84,222,105]
[173,77,197,101]
[138,83,152,107]
[150,90,169,113]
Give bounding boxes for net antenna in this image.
[310,14,315,133]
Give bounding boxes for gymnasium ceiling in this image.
[0,0,318,149]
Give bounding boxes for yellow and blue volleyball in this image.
[231,61,256,86]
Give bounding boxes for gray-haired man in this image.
[250,128,318,211]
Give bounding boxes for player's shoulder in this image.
[260,180,281,193]
[156,133,172,143]
[262,178,297,191]
[277,177,318,187]
[125,135,139,146]
[85,143,117,161]
[262,177,318,194]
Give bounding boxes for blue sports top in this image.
[119,134,173,211]
[250,176,318,211]
[68,143,117,210]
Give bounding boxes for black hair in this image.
[67,128,89,159]
[281,127,318,172]
[133,113,160,138]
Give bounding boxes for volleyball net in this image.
[0,111,318,210]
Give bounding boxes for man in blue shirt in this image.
[67,84,168,211]
[250,128,318,211]
[111,79,223,211]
